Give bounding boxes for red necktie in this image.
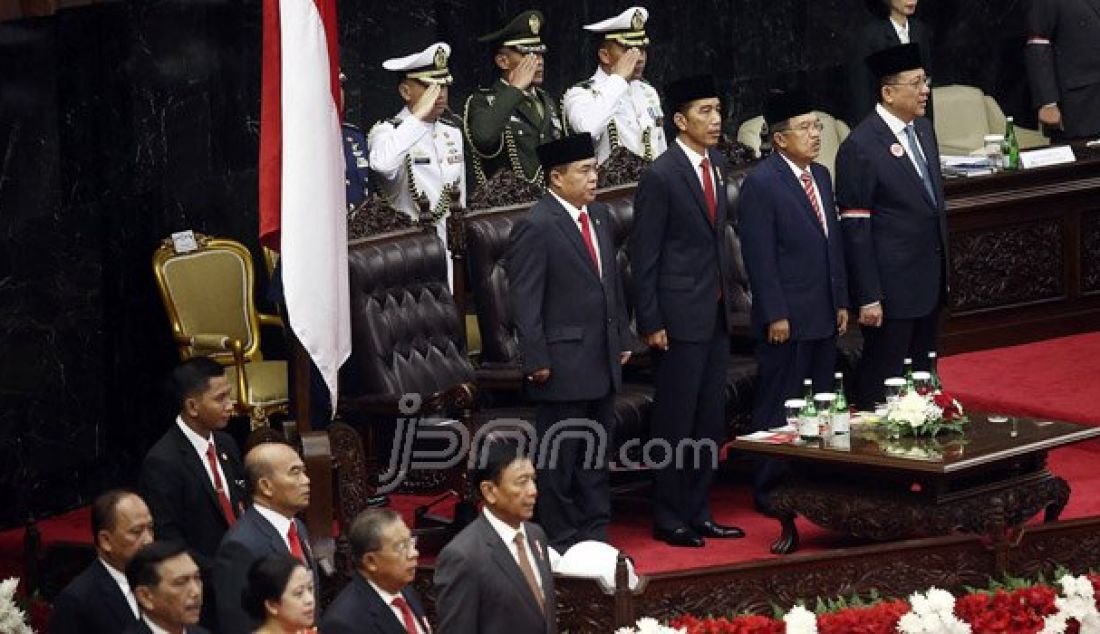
[577,211,599,272]
[287,521,305,563]
[700,156,717,225]
[800,170,828,236]
[391,596,418,634]
[205,443,237,526]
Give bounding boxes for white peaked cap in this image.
[550,540,641,590]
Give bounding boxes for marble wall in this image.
[0,0,1035,526]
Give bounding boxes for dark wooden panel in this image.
[949,219,1064,314]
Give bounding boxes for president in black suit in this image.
[1025,0,1100,140]
[836,43,947,408]
[50,490,154,634]
[630,74,745,547]
[434,435,557,634]
[848,0,934,124]
[124,541,210,634]
[214,441,318,634]
[139,357,246,628]
[505,133,632,551]
[320,509,430,634]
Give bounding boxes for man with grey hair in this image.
[319,509,429,633]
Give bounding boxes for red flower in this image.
[670,614,784,634]
[955,586,1057,633]
[818,599,910,634]
[932,391,964,420]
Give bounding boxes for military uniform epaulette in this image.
[572,78,596,90]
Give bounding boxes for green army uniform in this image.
[463,10,563,188]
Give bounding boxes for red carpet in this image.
[940,331,1100,425]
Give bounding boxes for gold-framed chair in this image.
[152,232,289,428]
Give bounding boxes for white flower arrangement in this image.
[783,604,819,633]
[0,578,34,634]
[614,616,685,634]
[897,587,972,633]
[885,391,967,438]
[1039,574,1100,634]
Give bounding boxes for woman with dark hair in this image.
[242,554,317,634]
[848,0,935,123]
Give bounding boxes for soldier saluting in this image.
[464,10,563,188]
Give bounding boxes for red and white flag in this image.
[259,0,349,417]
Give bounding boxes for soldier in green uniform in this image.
[463,10,563,188]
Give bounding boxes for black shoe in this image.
[691,520,745,538]
[653,526,705,547]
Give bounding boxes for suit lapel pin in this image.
[890,143,905,158]
[220,452,228,461]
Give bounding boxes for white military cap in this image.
[382,42,453,85]
[582,6,650,47]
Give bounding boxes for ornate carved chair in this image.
[152,232,288,428]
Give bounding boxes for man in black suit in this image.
[848,0,934,123]
[1025,0,1100,140]
[124,541,209,634]
[434,435,557,634]
[320,509,430,634]
[50,490,154,633]
[139,357,246,628]
[505,132,632,551]
[740,90,849,512]
[836,43,947,409]
[214,441,317,634]
[630,74,745,547]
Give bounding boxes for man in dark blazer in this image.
[848,0,934,124]
[49,490,154,634]
[139,357,246,629]
[434,436,557,634]
[836,43,947,409]
[740,90,849,513]
[124,541,210,634]
[1025,0,1100,140]
[505,132,632,551]
[214,441,318,634]
[320,509,430,634]
[630,74,745,548]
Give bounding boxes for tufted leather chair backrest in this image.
[342,228,474,400]
[463,201,535,365]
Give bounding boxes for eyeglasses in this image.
[385,536,417,557]
[776,121,824,135]
[887,75,932,90]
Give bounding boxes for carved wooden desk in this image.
[730,414,1100,554]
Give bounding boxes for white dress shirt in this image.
[675,137,711,192]
[875,103,930,179]
[253,503,294,551]
[99,558,140,619]
[549,190,602,277]
[563,68,667,163]
[141,615,173,634]
[176,417,230,496]
[483,508,543,592]
[776,152,828,236]
[890,16,910,44]
[367,579,427,634]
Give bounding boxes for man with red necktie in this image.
[505,133,633,552]
[140,358,246,629]
[214,442,318,634]
[739,89,850,514]
[631,74,745,548]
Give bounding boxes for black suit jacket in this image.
[506,194,631,402]
[739,153,848,340]
[835,111,948,320]
[213,505,320,634]
[631,141,735,342]
[49,559,139,634]
[319,574,429,634]
[139,423,246,571]
[121,621,210,634]
[847,17,934,124]
[433,514,557,634]
[1025,0,1100,138]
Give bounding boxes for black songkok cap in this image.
[664,75,718,113]
[865,43,923,79]
[764,89,813,128]
[536,133,596,170]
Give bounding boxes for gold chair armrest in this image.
[190,333,231,353]
[258,313,284,329]
[227,338,250,409]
